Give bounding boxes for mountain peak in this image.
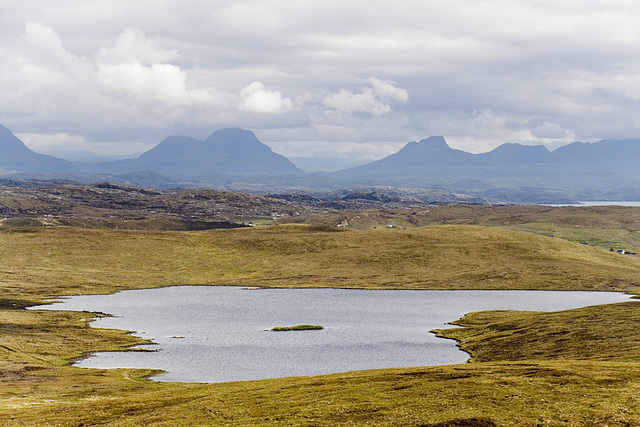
[93,127,303,176]
[398,136,452,156]
[204,128,266,149]
[417,135,449,148]
[207,128,256,139]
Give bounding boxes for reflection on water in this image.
[34,287,633,383]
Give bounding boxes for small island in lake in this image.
[271,324,324,331]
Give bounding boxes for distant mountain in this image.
[324,136,640,202]
[3,120,640,203]
[552,139,640,171]
[88,128,303,176]
[330,136,481,182]
[478,143,560,164]
[0,124,75,174]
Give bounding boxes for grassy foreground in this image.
[2,224,640,425]
[2,224,640,307]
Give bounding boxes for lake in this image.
[34,286,634,383]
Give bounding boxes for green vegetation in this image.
[2,224,639,308]
[271,324,324,331]
[433,301,640,363]
[285,204,640,252]
[1,218,640,425]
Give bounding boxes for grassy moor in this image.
[1,201,640,425]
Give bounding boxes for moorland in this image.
[1,183,640,425]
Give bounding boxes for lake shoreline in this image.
[34,286,635,383]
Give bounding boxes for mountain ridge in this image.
[1,122,640,203]
[328,136,640,180]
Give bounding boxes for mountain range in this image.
[325,136,640,202]
[330,135,640,180]
[1,123,639,203]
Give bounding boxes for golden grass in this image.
[434,301,640,363]
[2,224,640,425]
[286,204,640,252]
[1,224,639,307]
[3,360,640,426]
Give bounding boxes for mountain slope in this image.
[180,128,303,175]
[0,124,76,174]
[553,139,640,171]
[323,136,640,202]
[330,136,481,181]
[88,128,303,176]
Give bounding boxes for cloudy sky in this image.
[2,1,640,161]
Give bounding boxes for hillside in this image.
[1,224,639,308]
[0,124,76,174]
[0,182,315,230]
[2,182,640,253]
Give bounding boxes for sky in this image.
[2,1,640,161]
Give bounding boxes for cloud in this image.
[2,24,234,142]
[17,132,87,152]
[23,21,77,66]
[95,28,180,65]
[323,77,408,116]
[239,82,293,113]
[94,28,229,107]
[5,2,640,160]
[528,120,570,139]
[96,61,224,106]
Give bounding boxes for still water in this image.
[544,201,640,207]
[34,286,633,383]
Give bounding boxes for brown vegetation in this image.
[1,199,640,425]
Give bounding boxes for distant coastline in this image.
[543,201,640,207]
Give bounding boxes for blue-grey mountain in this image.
[552,139,640,172]
[325,136,640,202]
[87,128,303,176]
[2,121,640,202]
[0,124,75,174]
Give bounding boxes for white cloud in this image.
[95,28,180,65]
[528,121,570,139]
[5,1,640,158]
[17,132,87,152]
[96,61,224,106]
[23,22,78,66]
[323,77,408,116]
[239,82,293,113]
